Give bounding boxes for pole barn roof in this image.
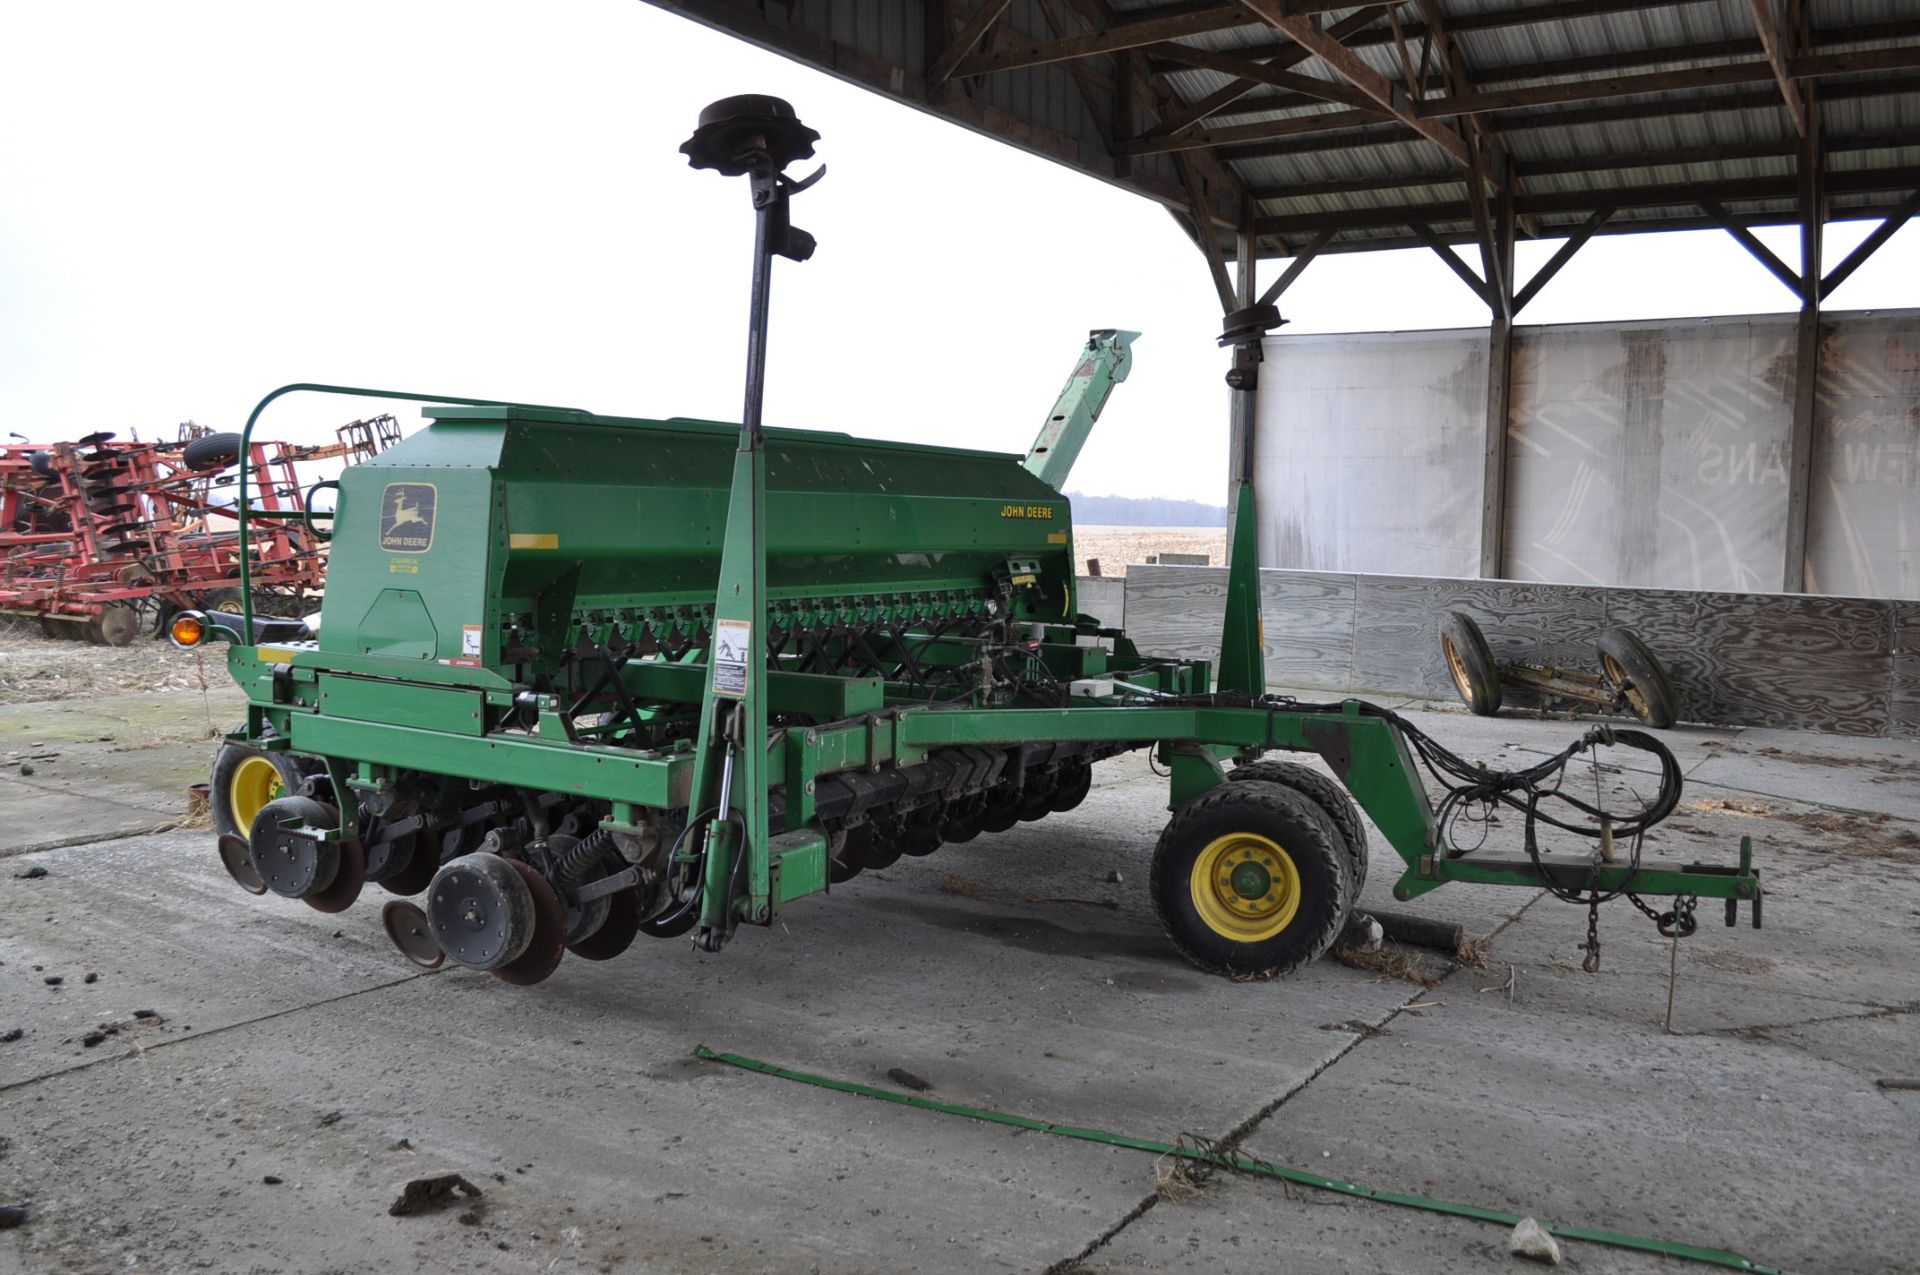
[643,0,1920,271]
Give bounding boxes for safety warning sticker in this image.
[712,618,751,698]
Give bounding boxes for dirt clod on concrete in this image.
[389,1173,483,1218]
[0,1203,27,1230]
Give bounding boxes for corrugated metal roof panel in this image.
[650,0,1920,257]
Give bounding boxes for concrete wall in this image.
[1807,312,1920,600]
[1503,316,1794,591]
[1124,563,1920,740]
[1258,331,1484,578]
[1254,309,1920,600]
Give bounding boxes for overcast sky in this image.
[3,1,1914,504]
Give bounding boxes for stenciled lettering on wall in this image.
[1696,442,1790,485]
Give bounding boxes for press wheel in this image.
[248,796,340,900]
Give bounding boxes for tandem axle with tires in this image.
[174,96,1763,987]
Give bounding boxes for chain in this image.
[1580,901,1601,973]
[1627,891,1699,939]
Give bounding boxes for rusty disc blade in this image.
[217,833,268,895]
[381,900,445,970]
[378,832,439,897]
[492,859,566,985]
[567,885,640,962]
[304,837,367,914]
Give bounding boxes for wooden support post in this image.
[1479,185,1516,580]
[1228,222,1259,505]
[1782,95,1823,594]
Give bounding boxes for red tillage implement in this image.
[0,417,398,643]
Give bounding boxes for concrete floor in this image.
[1,678,1916,1274]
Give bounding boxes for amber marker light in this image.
[168,611,207,649]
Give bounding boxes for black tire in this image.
[209,725,315,840]
[1229,759,1369,900]
[1596,627,1679,729]
[197,587,244,614]
[1150,781,1350,979]
[1437,611,1502,716]
[182,432,244,472]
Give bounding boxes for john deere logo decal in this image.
[379,483,436,553]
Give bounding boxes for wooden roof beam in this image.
[1415,45,1920,118]
[1149,42,1380,113]
[1700,199,1804,299]
[1246,134,1914,202]
[1744,0,1809,134]
[1268,199,1917,257]
[1230,0,1473,170]
[1133,5,1387,140]
[947,1,1357,78]
[927,0,1018,85]
[1219,74,1920,161]
[1221,0,1717,63]
[1250,166,1920,234]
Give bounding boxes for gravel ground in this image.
[0,620,219,705]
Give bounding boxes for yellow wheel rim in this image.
[1601,653,1649,719]
[1442,634,1473,701]
[1189,833,1302,943]
[229,755,284,832]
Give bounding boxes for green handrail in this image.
[233,383,586,637]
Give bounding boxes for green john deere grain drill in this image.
[175,97,1762,987]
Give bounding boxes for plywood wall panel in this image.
[1350,574,1606,701]
[1257,570,1356,691]
[1121,566,1907,738]
[1887,600,1920,741]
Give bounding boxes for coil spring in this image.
[553,827,615,886]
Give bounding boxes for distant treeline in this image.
[1066,492,1227,527]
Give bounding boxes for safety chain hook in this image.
[1580,900,1602,973]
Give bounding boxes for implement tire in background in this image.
[182,432,243,472]
[1437,611,1502,717]
[1597,627,1679,729]
[1229,759,1369,900]
[1151,780,1349,979]
[210,725,315,840]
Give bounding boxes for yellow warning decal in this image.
[1046,531,1069,544]
[510,533,560,550]
[256,647,295,664]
